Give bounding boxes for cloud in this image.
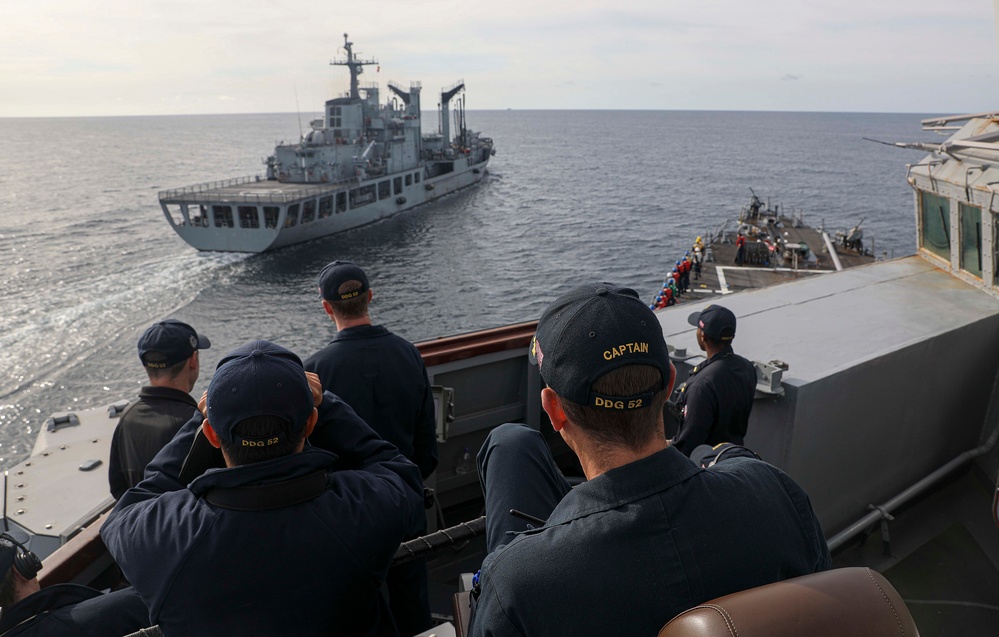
[781,74,803,81]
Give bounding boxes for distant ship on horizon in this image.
[158,34,495,253]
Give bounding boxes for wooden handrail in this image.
[416,320,537,367]
[38,509,111,588]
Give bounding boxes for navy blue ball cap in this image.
[529,283,671,410]
[318,260,369,301]
[206,340,313,446]
[138,319,211,368]
[688,304,737,342]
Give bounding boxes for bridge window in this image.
[301,200,316,223]
[213,206,233,228]
[264,207,279,229]
[318,197,333,219]
[414,172,420,183]
[238,206,259,229]
[959,203,982,278]
[394,177,403,195]
[378,180,390,200]
[405,174,412,187]
[285,204,299,227]
[919,191,950,261]
[350,185,376,208]
[336,192,347,213]
[192,205,209,227]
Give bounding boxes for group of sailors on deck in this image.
[0,265,831,637]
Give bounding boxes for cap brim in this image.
[197,334,211,349]
[687,311,701,328]
[689,444,716,468]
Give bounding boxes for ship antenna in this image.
[295,84,304,140]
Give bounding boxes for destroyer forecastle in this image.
[159,34,495,253]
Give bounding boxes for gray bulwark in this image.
[656,255,999,536]
[4,405,117,559]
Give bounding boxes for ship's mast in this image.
[331,33,378,100]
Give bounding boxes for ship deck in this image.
[159,175,349,205]
[657,216,876,305]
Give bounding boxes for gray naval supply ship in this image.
[158,34,495,253]
[9,111,999,634]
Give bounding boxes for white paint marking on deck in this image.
[821,231,844,271]
[714,265,836,296]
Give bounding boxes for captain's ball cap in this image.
[206,340,313,446]
[318,260,369,301]
[137,319,211,369]
[529,283,671,410]
[688,304,737,342]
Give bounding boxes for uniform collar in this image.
[690,345,735,376]
[138,385,198,407]
[188,447,338,495]
[545,446,699,526]
[331,324,388,342]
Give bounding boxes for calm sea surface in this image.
[0,110,939,468]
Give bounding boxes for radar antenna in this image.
[332,33,378,100]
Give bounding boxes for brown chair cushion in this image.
[658,567,918,637]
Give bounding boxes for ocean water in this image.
[0,110,940,468]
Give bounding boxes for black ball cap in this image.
[529,283,671,410]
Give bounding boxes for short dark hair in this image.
[328,280,369,319]
[143,351,189,381]
[559,364,667,451]
[0,568,17,610]
[221,415,306,466]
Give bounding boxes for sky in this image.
[1,0,998,118]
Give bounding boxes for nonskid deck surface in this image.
[657,220,875,305]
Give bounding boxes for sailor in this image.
[108,319,210,500]
[681,254,692,291]
[735,232,747,266]
[101,341,424,636]
[468,284,830,637]
[0,533,148,637]
[671,268,681,296]
[304,260,438,636]
[672,304,757,456]
[662,284,675,307]
[691,240,704,280]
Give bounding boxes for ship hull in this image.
[160,156,490,253]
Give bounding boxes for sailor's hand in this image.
[198,390,208,419]
[306,371,323,407]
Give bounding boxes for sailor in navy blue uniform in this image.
[468,284,830,637]
[304,260,437,636]
[672,304,757,456]
[101,340,424,637]
[108,319,211,500]
[0,534,148,637]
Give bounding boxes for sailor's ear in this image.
[321,299,335,318]
[666,361,677,397]
[541,388,568,432]
[303,408,318,438]
[202,421,222,449]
